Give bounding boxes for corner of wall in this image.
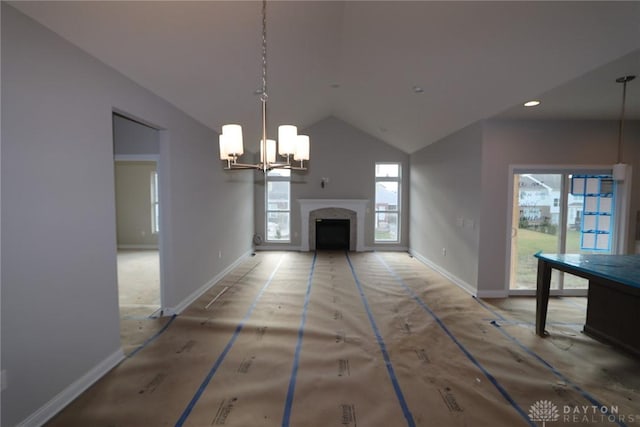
[165,249,254,315]
[409,249,479,296]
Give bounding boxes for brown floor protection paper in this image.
[45,251,640,427]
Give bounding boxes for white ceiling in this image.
[10,1,640,154]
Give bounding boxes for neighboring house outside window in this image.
[266,169,291,241]
[375,163,400,242]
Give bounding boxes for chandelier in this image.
[218,0,309,172]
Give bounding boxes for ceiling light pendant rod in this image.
[616,75,635,163]
[260,0,268,172]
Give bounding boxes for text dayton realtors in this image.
[562,405,637,424]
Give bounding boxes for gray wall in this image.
[1,5,253,426]
[409,123,483,292]
[478,119,640,294]
[254,116,410,250]
[410,119,640,296]
[623,122,640,250]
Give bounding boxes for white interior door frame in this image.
[114,154,164,312]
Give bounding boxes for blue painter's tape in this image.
[346,252,416,427]
[472,295,506,321]
[374,253,535,427]
[126,314,177,359]
[281,251,317,427]
[481,317,584,328]
[473,298,628,427]
[174,256,285,427]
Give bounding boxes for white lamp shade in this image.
[294,135,310,161]
[260,139,276,163]
[278,125,297,155]
[219,134,230,160]
[222,124,243,155]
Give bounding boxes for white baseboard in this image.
[369,245,408,252]
[409,249,480,297]
[117,244,158,250]
[254,245,302,251]
[254,245,408,252]
[165,250,253,315]
[477,289,509,298]
[18,349,125,427]
[508,289,587,298]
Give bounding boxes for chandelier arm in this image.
[224,163,261,170]
[224,161,306,171]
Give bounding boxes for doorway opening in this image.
[508,168,618,296]
[113,113,162,324]
[114,161,161,318]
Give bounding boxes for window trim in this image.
[374,162,401,243]
[505,164,629,297]
[150,170,160,234]
[265,170,291,242]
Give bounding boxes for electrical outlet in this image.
[442,248,446,256]
[218,250,222,259]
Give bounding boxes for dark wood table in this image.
[535,253,640,357]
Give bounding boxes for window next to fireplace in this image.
[315,219,350,250]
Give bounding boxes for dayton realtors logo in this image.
[528,400,639,425]
[529,400,559,426]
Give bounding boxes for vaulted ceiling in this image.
[10,1,640,154]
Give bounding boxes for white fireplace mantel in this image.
[298,199,369,252]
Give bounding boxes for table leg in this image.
[535,259,552,336]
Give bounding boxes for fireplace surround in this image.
[298,199,368,252]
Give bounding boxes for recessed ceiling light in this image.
[524,100,541,107]
[412,85,424,94]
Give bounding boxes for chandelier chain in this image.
[261,0,268,102]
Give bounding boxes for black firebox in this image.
[315,219,350,250]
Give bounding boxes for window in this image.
[570,175,615,251]
[375,163,401,242]
[509,170,617,295]
[266,169,290,241]
[150,170,160,234]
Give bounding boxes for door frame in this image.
[505,164,631,296]
[114,154,165,312]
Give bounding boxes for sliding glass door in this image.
[509,169,616,295]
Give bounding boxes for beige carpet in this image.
[116,249,163,354]
[117,249,160,318]
[47,251,639,426]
